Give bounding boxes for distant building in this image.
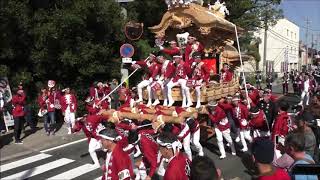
[243,18,300,74]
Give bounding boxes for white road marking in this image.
[47,164,100,180]
[0,153,52,172]
[2,158,74,179]
[40,138,87,153]
[94,176,102,180]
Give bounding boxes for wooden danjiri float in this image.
[143,2,250,103]
[99,1,251,141]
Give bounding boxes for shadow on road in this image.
[0,132,14,149]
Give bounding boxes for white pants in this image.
[300,90,310,105]
[253,129,270,138]
[167,79,191,107]
[239,129,252,151]
[191,129,204,156]
[195,86,201,107]
[157,154,166,177]
[215,128,235,156]
[182,133,192,160]
[64,110,75,128]
[136,161,147,180]
[137,79,152,103]
[153,80,164,101]
[88,138,102,166]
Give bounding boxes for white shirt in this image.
[304,79,309,92]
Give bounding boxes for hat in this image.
[263,88,271,95]
[192,52,202,59]
[223,63,229,67]
[97,82,103,87]
[252,138,274,164]
[85,96,94,103]
[156,132,182,153]
[48,80,56,88]
[173,55,182,59]
[98,127,122,142]
[207,100,218,107]
[232,95,240,101]
[169,40,177,44]
[62,87,70,92]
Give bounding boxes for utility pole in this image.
[263,12,268,74]
[305,17,311,68]
[311,34,314,65]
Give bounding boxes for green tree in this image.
[0,0,126,114]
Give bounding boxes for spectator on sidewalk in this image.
[285,131,318,180]
[282,72,289,95]
[12,88,26,144]
[251,138,290,180]
[266,73,273,91]
[0,90,6,133]
[110,79,120,109]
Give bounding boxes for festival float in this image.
[100,0,251,140]
[143,1,249,103]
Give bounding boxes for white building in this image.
[244,18,300,74]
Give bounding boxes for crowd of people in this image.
[1,35,320,180]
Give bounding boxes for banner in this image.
[0,77,14,130]
[202,58,217,75]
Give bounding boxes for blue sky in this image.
[280,0,320,49]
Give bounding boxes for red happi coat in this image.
[272,111,291,141]
[102,144,134,180]
[184,42,204,65]
[138,129,158,177]
[171,123,190,141]
[248,110,269,131]
[218,101,233,113]
[191,63,210,84]
[172,62,190,82]
[60,94,77,113]
[135,61,160,80]
[161,47,180,56]
[163,152,191,180]
[221,69,233,82]
[208,106,230,131]
[12,93,26,117]
[160,60,176,79]
[231,103,249,129]
[37,95,47,112]
[86,104,99,115]
[248,89,260,106]
[73,115,105,143]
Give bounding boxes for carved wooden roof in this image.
[148,3,243,41]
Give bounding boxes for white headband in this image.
[157,138,182,152]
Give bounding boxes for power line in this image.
[267,29,299,44]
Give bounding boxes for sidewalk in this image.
[0,122,86,163]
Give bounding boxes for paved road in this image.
[0,84,301,180]
[0,138,252,180]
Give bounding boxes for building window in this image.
[294,33,296,40]
[291,32,293,39]
[287,29,289,36]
